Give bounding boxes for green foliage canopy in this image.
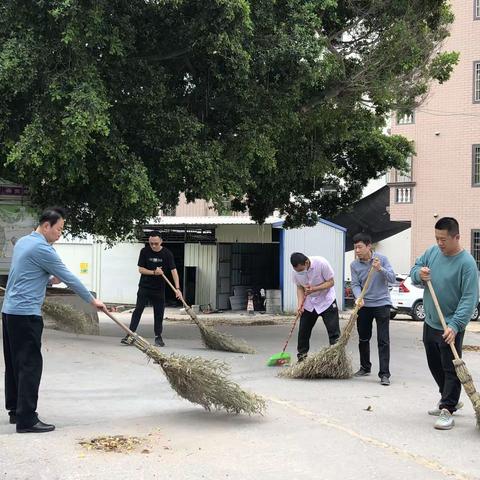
[0,1,458,237]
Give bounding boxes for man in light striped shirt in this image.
[291,252,340,362]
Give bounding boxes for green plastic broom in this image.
[267,302,304,366]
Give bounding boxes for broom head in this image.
[453,358,480,428]
[127,331,266,415]
[280,341,352,379]
[267,351,291,366]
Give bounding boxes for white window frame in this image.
[473,145,480,186]
[471,230,480,270]
[474,62,480,103]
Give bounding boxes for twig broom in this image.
[104,309,266,415]
[160,272,255,354]
[427,280,480,428]
[42,300,99,335]
[280,266,375,379]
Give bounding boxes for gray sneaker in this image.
[428,401,463,416]
[434,409,455,430]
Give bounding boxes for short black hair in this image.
[290,252,308,267]
[38,207,66,227]
[148,230,162,239]
[435,217,459,236]
[352,232,372,246]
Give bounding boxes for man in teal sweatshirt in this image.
[411,217,479,430]
[2,207,106,433]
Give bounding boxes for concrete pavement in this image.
[1,312,480,480]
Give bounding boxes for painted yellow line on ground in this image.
[267,396,477,480]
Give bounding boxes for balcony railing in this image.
[395,187,413,204]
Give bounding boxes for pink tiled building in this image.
[389,0,480,267]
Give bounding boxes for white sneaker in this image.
[434,409,455,430]
[428,401,463,416]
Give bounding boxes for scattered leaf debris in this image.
[79,435,144,453]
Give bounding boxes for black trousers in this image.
[357,305,391,378]
[2,313,43,429]
[129,287,166,337]
[297,301,340,359]
[423,323,464,413]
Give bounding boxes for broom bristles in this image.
[127,333,265,415]
[42,300,99,335]
[279,312,358,379]
[186,306,256,354]
[197,322,256,354]
[279,340,353,379]
[453,358,480,428]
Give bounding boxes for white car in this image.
[390,275,480,321]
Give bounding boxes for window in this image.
[475,0,480,19]
[475,62,480,102]
[472,230,480,270]
[397,112,415,125]
[473,145,480,186]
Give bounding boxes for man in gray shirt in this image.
[2,207,106,433]
[350,233,396,385]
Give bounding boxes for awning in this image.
[149,215,282,226]
[328,185,410,251]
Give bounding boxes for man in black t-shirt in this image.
[121,231,181,347]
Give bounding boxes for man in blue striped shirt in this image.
[2,207,105,433]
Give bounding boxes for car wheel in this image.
[411,301,425,321]
[471,305,480,321]
[390,310,397,319]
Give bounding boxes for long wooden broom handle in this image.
[159,270,192,311]
[426,280,461,361]
[281,298,305,353]
[351,264,376,316]
[102,308,136,336]
[1,285,140,341]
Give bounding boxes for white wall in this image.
[54,241,94,291]
[54,239,143,304]
[282,223,345,312]
[99,243,143,303]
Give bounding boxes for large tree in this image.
[0,1,457,238]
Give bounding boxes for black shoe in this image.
[354,368,371,377]
[17,420,55,433]
[380,376,390,386]
[9,413,16,425]
[155,336,165,347]
[120,335,132,345]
